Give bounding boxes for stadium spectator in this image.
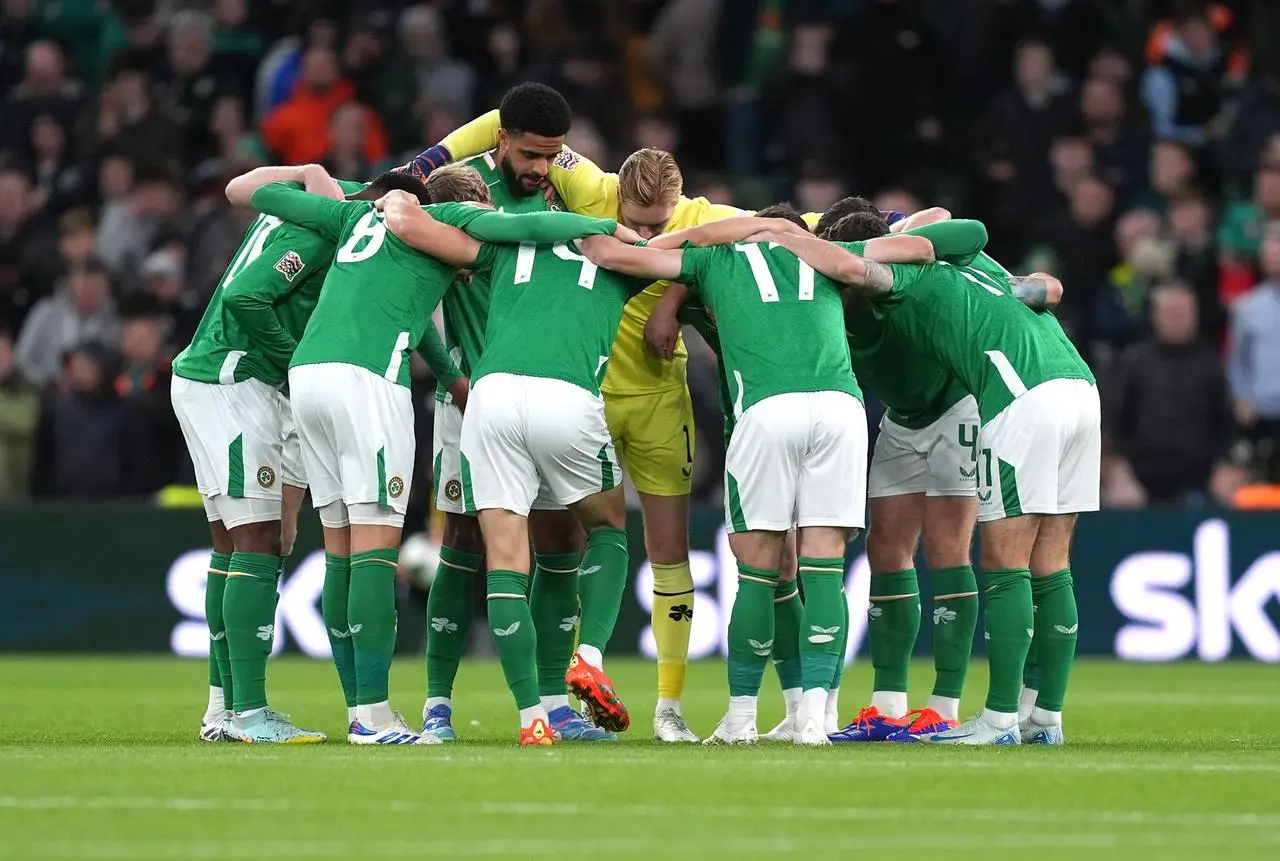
[1,40,82,153]
[95,164,184,286]
[28,113,84,216]
[1080,76,1148,203]
[1093,208,1167,361]
[323,101,379,181]
[0,164,55,332]
[381,5,475,144]
[976,39,1075,256]
[155,11,244,167]
[1167,191,1224,341]
[0,326,38,499]
[474,22,527,117]
[0,0,43,94]
[90,53,183,172]
[33,341,137,498]
[15,260,119,390]
[261,45,387,167]
[646,0,723,172]
[761,23,842,182]
[1106,281,1233,506]
[114,296,182,495]
[1217,165,1280,262]
[1046,174,1117,344]
[1227,231,1280,445]
[138,246,200,347]
[1141,7,1231,149]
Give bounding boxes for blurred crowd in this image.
[1,0,1278,510]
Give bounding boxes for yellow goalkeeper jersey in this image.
[439,110,819,395]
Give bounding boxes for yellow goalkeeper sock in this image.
[651,561,695,707]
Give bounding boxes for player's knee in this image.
[529,510,584,555]
[443,513,485,554]
[208,520,234,554]
[1029,543,1071,577]
[228,519,282,555]
[922,533,974,571]
[865,525,915,573]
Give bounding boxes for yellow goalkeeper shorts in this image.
[604,387,695,497]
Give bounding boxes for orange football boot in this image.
[519,717,554,746]
[565,652,630,732]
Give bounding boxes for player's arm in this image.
[226,165,344,207]
[772,232,897,296]
[854,235,936,264]
[649,215,804,250]
[399,109,501,180]
[645,282,693,359]
[1008,273,1063,310]
[546,147,619,217]
[577,235,684,281]
[414,319,470,408]
[247,183,353,244]
[901,219,988,265]
[462,209,621,244]
[380,192,483,267]
[221,251,310,373]
[891,207,952,233]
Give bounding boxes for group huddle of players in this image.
[177,82,1100,748]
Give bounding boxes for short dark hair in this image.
[499,83,572,138]
[815,196,881,239]
[754,202,809,231]
[827,212,890,243]
[355,171,431,204]
[424,164,493,205]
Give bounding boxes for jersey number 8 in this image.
[337,210,388,263]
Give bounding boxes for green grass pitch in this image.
[1,656,1278,860]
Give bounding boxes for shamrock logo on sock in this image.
[934,606,957,625]
[668,604,693,622]
[255,624,275,642]
[431,617,458,633]
[493,621,521,637]
[748,638,774,656]
[559,615,580,632]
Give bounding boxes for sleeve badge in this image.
[274,251,305,281]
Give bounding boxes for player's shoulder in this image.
[459,150,500,178]
[671,196,745,231]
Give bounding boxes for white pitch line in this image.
[20,832,1280,860]
[4,796,1279,831]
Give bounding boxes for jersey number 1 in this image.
[733,243,814,302]
[224,215,283,284]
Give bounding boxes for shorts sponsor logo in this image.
[553,150,579,171]
[256,466,276,489]
[274,251,305,282]
[444,479,462,502]
[388,476,405,499]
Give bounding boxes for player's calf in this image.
[421,512,485,741]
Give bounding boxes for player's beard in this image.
[500,155,542,197]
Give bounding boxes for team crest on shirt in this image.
[257,466,276,489]
[387,476,405,499]
[553,149,578,171]
[444,479,462,502]
[274,251,305,282]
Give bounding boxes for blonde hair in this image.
[618,148,683,208]
[425,164,492,205]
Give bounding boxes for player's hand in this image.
[645,309,680,359]
[375,189,423,212]
[612,224,643,245]
[447,376,470,412]
[301,164,344,200]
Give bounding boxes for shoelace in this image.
[659,710,691,731]
[851,706,881,731]
[904,708,946,732]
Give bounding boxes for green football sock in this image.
[931,565,979,700]
[206,552,233,706]
[348,548,399,706]
[727,563,779,697]
[322,553,356,708]
[831,587,850,690]
[487,569,540,710]
[982,567,1034,713]
[425,545,482,700]
[531,551,581,697]
[868,569,921,694]
[1031,569,1078,713]
[577,527,628,651]
[771,579,802,691]
[223,551,280,713]
[798,557,845,691]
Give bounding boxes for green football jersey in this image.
[249,183,491,387]
[839,224,982,429]
[434,150,566,403]
[678,242,861,416]
[677,299,735,445]
[172,179,366,386]
[471,241,647,395]
[877,259,1095,424]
